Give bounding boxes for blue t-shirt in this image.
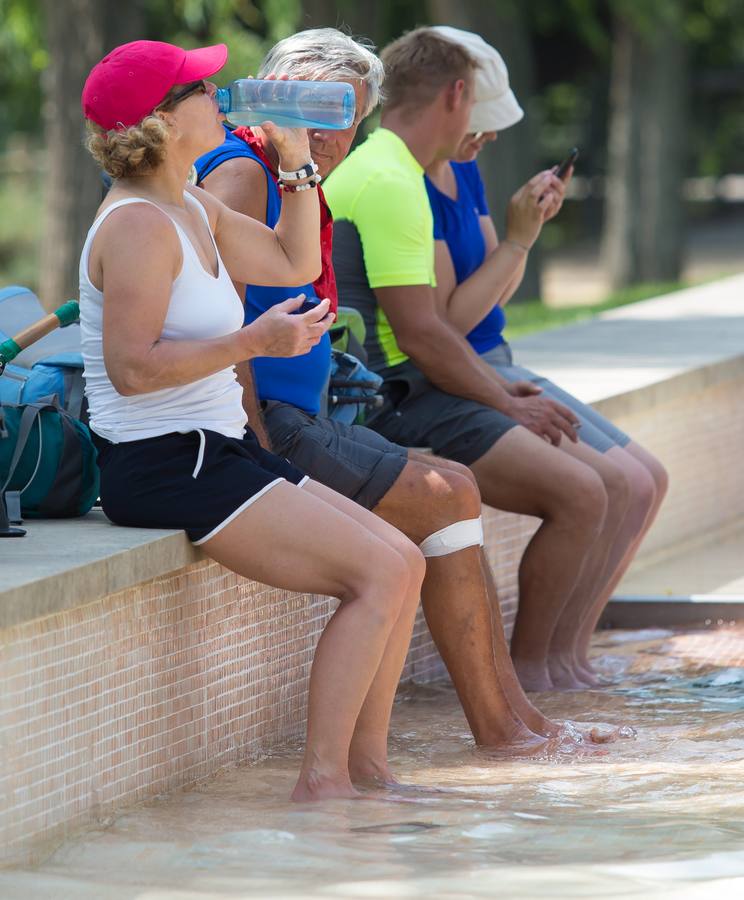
[194,126,331,414]
[425,161,506,354]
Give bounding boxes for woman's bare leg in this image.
[546,440,631,688]
[201,478,422,801]
[301,480,426,785]
[575,442,668,669]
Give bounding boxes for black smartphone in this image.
[296,297,321,314]
[555,146,579,180]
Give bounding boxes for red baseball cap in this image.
[82,40,228,131]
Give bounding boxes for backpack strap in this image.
[63,369,85,420]
[0,406,25,534]
[0,401,48,494]
[39,404,85,516]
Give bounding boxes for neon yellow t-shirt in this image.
[324,128,436,375]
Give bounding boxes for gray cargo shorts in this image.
[263,401,408,510]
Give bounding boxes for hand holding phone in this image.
[555,146,579,180]
[292,295,322,315]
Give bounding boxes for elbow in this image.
[292,256,322,286]
[111,373,143,397]
[273,262,321,287]
[106,362,147,397]
[396,321,440,360]
[396,330,425,360]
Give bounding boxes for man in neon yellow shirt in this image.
[326,28,623,692]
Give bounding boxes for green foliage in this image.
[0,0,45,143]
[0,154,43,291]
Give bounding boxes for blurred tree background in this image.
[0,0,742,310]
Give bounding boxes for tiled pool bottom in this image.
[3,625,744,900]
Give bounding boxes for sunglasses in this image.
[161,80,208,109]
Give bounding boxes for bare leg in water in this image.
[469,427,608,691]
[575,442,668,674]
[546,440,631,689]
[202,478,425,801]
[372,451,550,753]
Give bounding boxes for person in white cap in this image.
[425,27,668,686]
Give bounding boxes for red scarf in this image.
[232,127,338,314]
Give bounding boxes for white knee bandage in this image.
[419,516,484,558]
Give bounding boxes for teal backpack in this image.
[0,398,99,522]
[0,287,99,533]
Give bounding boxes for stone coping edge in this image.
[0,526,202,630]
[592,352,744,419]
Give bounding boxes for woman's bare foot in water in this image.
[509,696,561,740]
[547,654,593,691]
[575,660,605,687]
[291,767,361,802]
[511,658,554,692]
[348,755,398,788]
[475,719,552,759]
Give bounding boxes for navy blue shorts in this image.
[92,427,308,544]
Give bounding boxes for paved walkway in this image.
[512,273,744,403]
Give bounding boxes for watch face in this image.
[187,165,198,185]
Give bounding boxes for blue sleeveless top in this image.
[425,161,506,354]
[194,126,331,414]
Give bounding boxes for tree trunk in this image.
[40,0,106,310]
[602,14,687,289]
[601,17,642,289]
[637,28,687,282]
[428,0,542,300]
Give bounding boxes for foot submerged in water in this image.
[291,769,362,802]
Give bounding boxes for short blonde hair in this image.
[381,28,478,114]
[84,114,170,179]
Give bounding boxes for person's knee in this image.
[393,534,427,592]
[645,454,669,502]
[349,541,417,626]
[561,467,608,536]
[428,466,482,525]
[387,461,482,542]
[628,461,657,519]
[617,447,664,520]
[600,457,632,522]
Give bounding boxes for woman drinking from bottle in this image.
[79,40,425,801]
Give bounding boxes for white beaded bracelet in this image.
[278,180,319,192]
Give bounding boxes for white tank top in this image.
[79,192,248,443]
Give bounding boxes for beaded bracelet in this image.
[278,180,319,193]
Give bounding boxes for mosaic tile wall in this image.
[2,367,742,864]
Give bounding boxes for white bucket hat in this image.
[430,25,524,133]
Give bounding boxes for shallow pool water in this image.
[3,625,744,899]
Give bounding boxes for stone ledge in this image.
[0,511,201,629]
[3,276,744,631]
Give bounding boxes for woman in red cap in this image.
[79,40,425,802]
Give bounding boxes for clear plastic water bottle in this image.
[216,79,355,130]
